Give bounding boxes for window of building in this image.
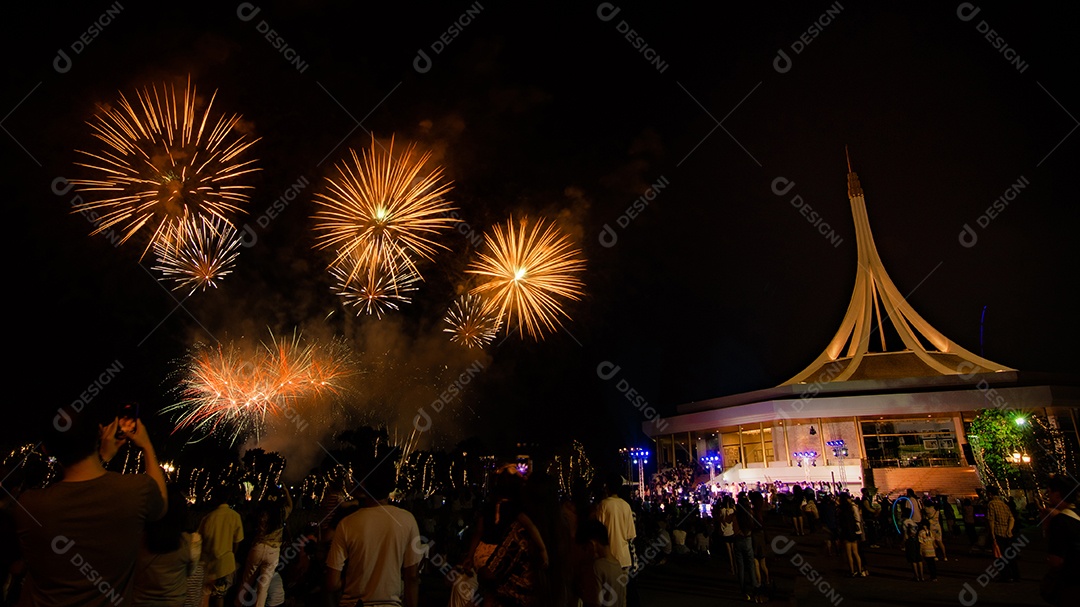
[861,417,961,468]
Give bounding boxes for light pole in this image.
[793,450,818,483]
[827,439,849,490]
[1010,451,1032,506]
[620,447,649,498]
[701,454,722,481]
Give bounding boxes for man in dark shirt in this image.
[15,401,167,606]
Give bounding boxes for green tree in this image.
[968,409,1074,494]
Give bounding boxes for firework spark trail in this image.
[304,337,353,399]
[167,341,276,444]
[443,293,501,348]
[151,214,241,294]
[166,331,351,445]
[467,216,586,339]
[391,425,422,471]
[313,136,455,297]
[72,77,259,259]
[329,249,421,318]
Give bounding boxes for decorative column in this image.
[760,422,768,468]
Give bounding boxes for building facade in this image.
[645,154,1080,496]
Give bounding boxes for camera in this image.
[116,402,139,439]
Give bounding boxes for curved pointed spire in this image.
[846,147,863,199]
[782,152,1013,385]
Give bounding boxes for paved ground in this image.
[636,522,1050,606]
[417,520,1053,606]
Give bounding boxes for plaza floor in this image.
[636,521,1051,606]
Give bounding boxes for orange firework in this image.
[151,214,241,295]
[467,216,585,339]
[443,293,501,348]
[312,136,454,290]
[167,341,272,443]
[72,77,259,258]
[166,331,351,445]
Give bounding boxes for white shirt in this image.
[327,504,421,606]
[719,507,736,536]
[596,496,637,569]
[909,496,923,523]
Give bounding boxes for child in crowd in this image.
[576,520,626,607]
[693,523,710,556]
[917,520,938,582]
[904,520,923,582]
[924,501,947,561]
[801,494,820,533]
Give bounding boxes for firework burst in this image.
[467,216,585,339]
[72,77,259,258]
[443,293,502,348]
[151,214,241,295]
[329,250,421,318]
[313,136,455,292]
[166,331,351,445]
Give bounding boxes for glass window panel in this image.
[705,432,721,454]
[674,435,691,466]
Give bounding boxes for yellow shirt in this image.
[198,505,244,578]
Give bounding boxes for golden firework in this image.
[72,77,259,258]
[467,216,585,339]
[313,136,455,288]
[443,293,501,348]
[151,214,241,295]
[329,250,421,318]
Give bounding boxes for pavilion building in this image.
[645,153,1080,496]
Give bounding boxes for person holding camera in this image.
[15,401,166,606]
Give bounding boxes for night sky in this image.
[6,1,1079,467]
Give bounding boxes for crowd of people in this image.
[3,400,1079,607]
[618,463,1080,604]
[2,402,654,607]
